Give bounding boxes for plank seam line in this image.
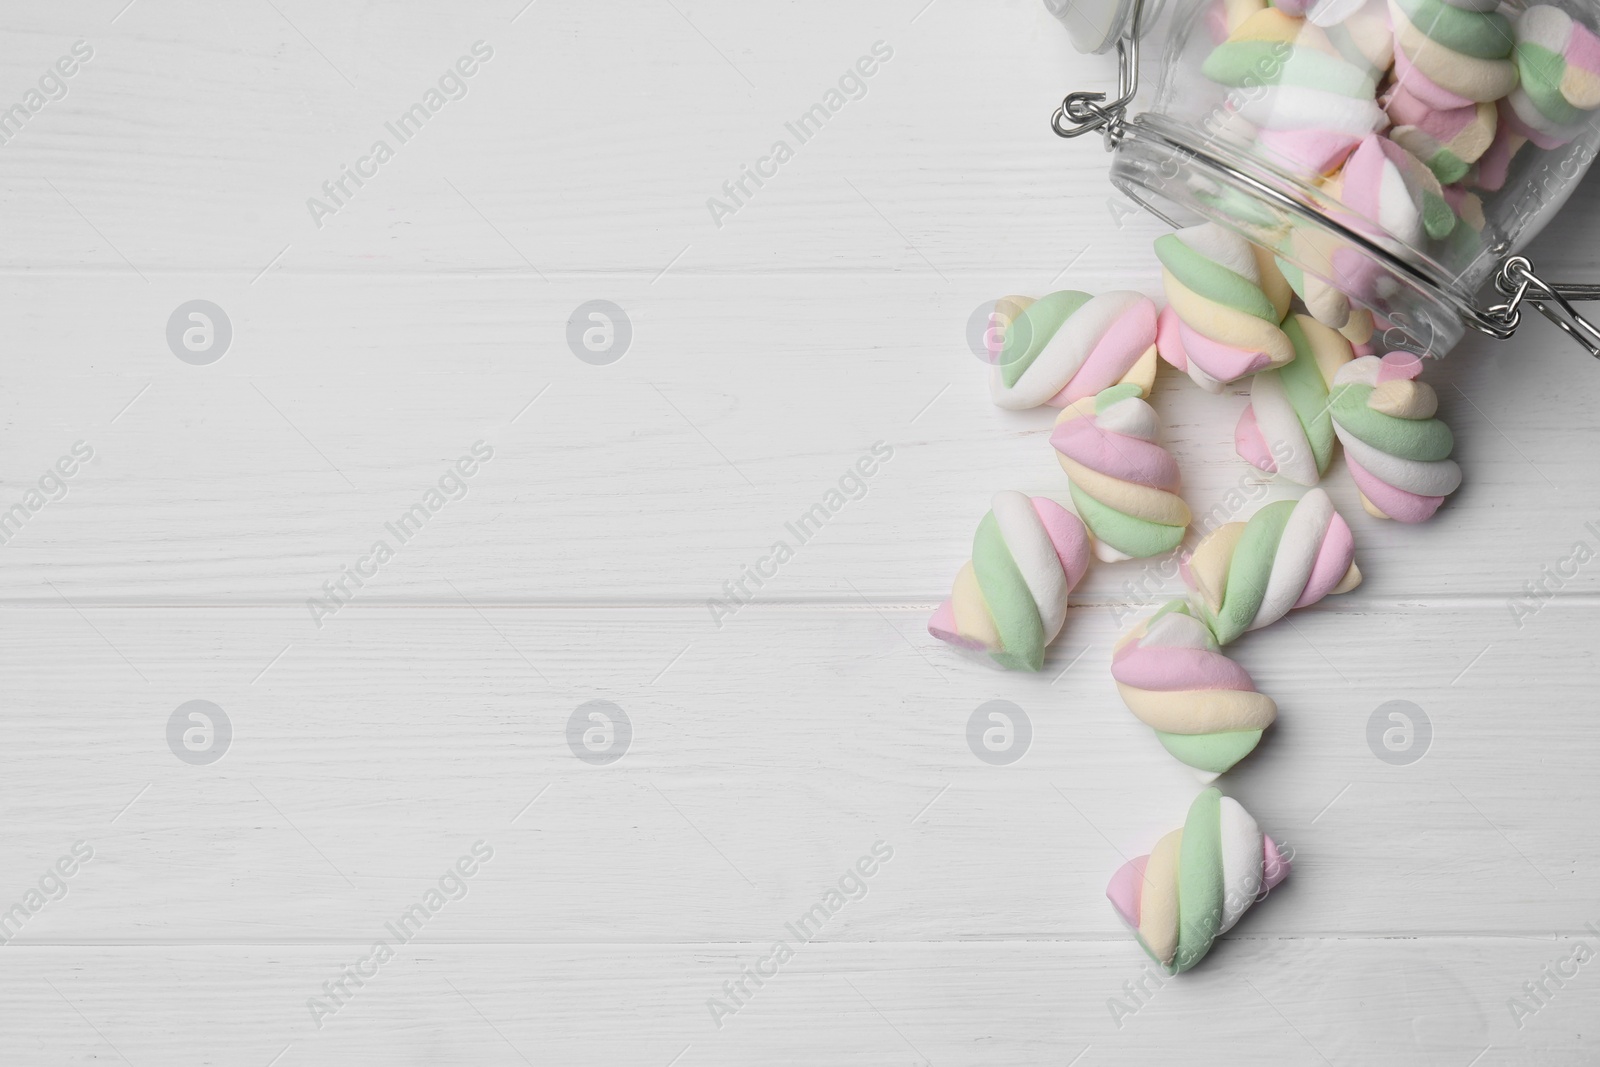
[0,933,1575,947]
[0,596,1587,610]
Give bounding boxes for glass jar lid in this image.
[1048,0,1169,55]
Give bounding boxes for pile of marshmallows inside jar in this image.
[1196,0,1600,304]
[924,0,1600,976]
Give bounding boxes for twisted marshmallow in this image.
[1192,164,1295,245]
[1274,226,1378,342]
[1389,0,1519,109]
[1274,0,1387,33]
[1183,487,1362,645]
[989,291,1159,411]
[1155,224,1294,392]
[1506,5,1600,149]
[1319,0,1396,74]
[1051,384,1191,562]
[1437,184,1490,272]
[1338,133,1458,246]
[1107,788,1291,974]
[1278,252,1354,332]
[1330,352,1462,523]
[1386,89,1499,184]
[1465,100,1525,189]
[928,492,1092,671]
[1209,0,1271,42]
[1113,602,1278,780]
[979,295,1032,365]
[1314,166,1399,307]
[1204,10,1387,174]
[1236,314,1356,486]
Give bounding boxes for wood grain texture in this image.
[2,940,1591,1067]
[3,0,1599,1063]
[5,271,1597,606]
[0,602,1596,944]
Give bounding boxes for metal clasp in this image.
[1051,0,1144,147]
[1475,256,1600,358]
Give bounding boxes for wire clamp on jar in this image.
[1476,258,1600,358]
[1051,0,1142,146]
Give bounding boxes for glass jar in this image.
[1050,0,1600,357]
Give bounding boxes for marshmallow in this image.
[1113,602,1278,779]
[1338,133,1458,246]
[1279,0,1386,35]
[1205,9,1387,174]
[1155,224,1295,392]
[1274,225,1377,342]
[1435,184,1490,272]
[1210,0,1271,43]
[1342,307,1377,351]
[1386,88,1499,183]
[1106,788,1291,974]
[1278,252,1355,331]
[1304,170,1398,310]
[1236,314,1356,485]
[1467,100,1528,189]
[1389,0,1519,109]
[1330,352,1463,523]
[979,295,1033,366]
[1441,183,1487,231]
[928,492,1092,671]
[1183,487,1362,645]
[1191,168,1294,246]
[1051,384,1192,562]
[1506,5,1600,149]
[1320,0,1396,73]
[989,291,1159,411]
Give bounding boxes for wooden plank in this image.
[0,939,1591,1065]
[0,603,1591,942]
[2,273,1593,604]
[4,0,1595,279]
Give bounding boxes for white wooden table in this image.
[3,1,1598,1063]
